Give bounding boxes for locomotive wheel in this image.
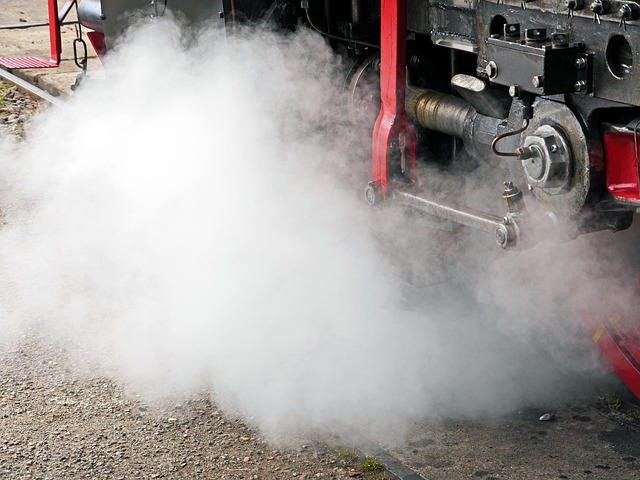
[347,54,381,127]
[511,99,591,217]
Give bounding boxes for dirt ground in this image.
[2,326,640,480]
[388,401,640,479]
[0,0,101,96]
[5,6,640,479]
[0,333,379,480]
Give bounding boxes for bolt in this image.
[504,24,521,38]
[566,0,585,8]
[528,183,534,191]
[550,144,558,153]
[620,2,640,20]
[532,75,544,88]
[553,33,567,45]
[509,84,521,98]
[282,3,296,16]
[590,0,610,13]
[525,28,548,42]
[574,80,587,92]
[574,57,587,69]
[218,11,224,18]
[485,61,498,79]
[409,55,425,68]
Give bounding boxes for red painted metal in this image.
[370,0,416,194]
[87,32,107,61]
[0,0,63,69]
[48,0,62,65]
[591,319,640,398]
[58,0,78,24]
[604,131,640,201]
[0,57,57,69]
[0,0,82,69]
[584,272,640,397]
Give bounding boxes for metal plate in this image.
[100,0,226,50]
[0,57,57,69]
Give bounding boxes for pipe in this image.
[405,85,506,160]
[0,21,77,30]
[405,86,474,138]
[351,0,363,23]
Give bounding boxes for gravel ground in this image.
[0,82,41,139]
[7,77,640,480]
[0,82,394,480]
[0,334,383,480]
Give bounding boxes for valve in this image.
[591,0,611,24]
[503,181,526,214]
[619,2,640,28]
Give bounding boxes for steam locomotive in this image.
[78,0,640,236]
[75,1,640,396]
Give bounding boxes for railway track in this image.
[0,68,65,108]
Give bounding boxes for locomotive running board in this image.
[394,190,520,249]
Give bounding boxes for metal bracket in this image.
[369,0,416,198]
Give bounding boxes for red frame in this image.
[0,0,81,69]
[370,0,417,194]
[604,132,640,202]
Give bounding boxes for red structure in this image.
[368,0,416,203]
[0,0,75,69]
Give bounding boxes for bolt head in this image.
[574,80,587,92]
[590,0,603,12]
[552,33,569,46]
[485,63,497,78]
[532,75,544,88]
[495,225,510,248]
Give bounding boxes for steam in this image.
[0,15,633,445]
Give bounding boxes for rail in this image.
[0,68,66,108]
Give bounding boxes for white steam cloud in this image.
[0,16,634,445]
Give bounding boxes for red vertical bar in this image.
[370,0,416,194]
[48,0,62,65]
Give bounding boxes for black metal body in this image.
[79,0,640,236]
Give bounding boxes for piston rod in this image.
[395,191,518,248]
[405,85,506,160]
[405,86,475,138]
